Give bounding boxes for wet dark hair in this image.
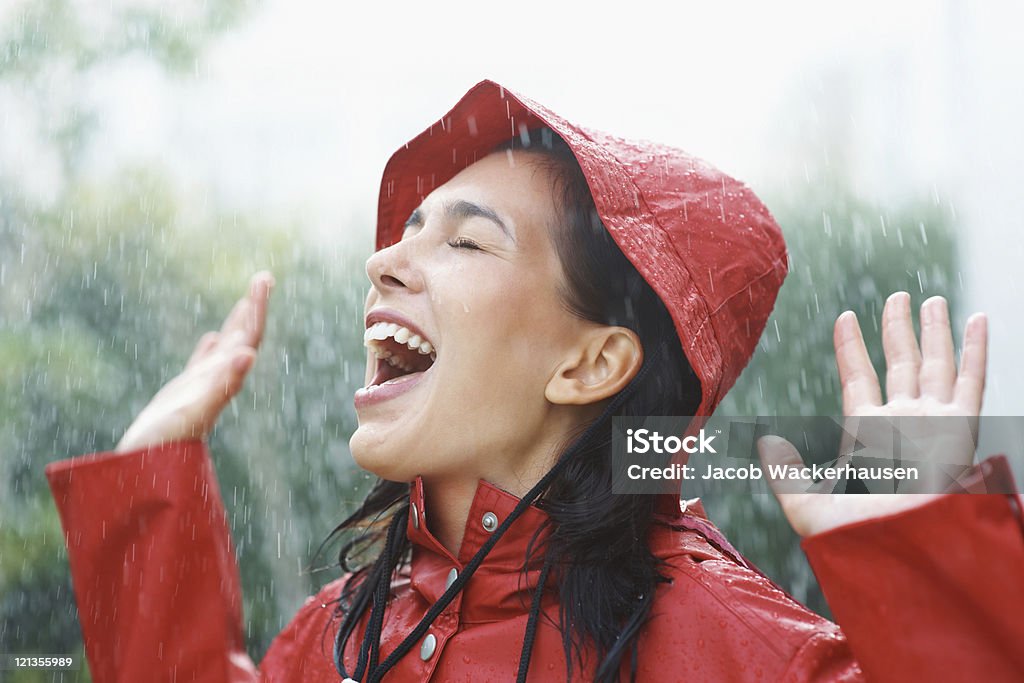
[327,128,701,682]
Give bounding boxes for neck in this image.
[420,406,603,555]
[420,477,478,555]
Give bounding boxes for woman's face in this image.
[350,151,597,486]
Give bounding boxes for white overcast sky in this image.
[76,0,1002,244]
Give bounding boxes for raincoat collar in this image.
[403,474,717,623]
[406,475,552,567]
[405,475,555,622]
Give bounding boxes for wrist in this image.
[804,493,947,537]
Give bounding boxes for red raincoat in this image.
[47,80,1024,682]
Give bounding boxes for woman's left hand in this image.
[757,292,989,537]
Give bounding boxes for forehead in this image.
[423,151,558,230]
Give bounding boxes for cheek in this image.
[442,280,566,393]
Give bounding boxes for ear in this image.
[545,326,643,406]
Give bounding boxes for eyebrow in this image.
[404,200,517,245]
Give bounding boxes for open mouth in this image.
[363,321,437,388]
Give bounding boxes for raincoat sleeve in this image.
[797,457,1024,681]
[45,438,261,683]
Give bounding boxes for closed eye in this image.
[447,237,482,250]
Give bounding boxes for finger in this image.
[758,435,808,496]
[954,313,988,414]
[834,310,882,414]
[186,331,220,369]
[211,347,257,405]
[247,271,274,350]
[219,271,275,348]
[219,294,253,339]
[189,335,258,392]
[187,347,257,437]
[919,296,956,401]
[881,292,921,399]
[231,347,257,375]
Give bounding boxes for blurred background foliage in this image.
[0,0,961,679]
[711,186,958,617]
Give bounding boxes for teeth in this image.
[365,325,391,342]
[363,321,436,357]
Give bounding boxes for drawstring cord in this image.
[516,553,554,682]
[366,508,407,675]
[343,363,651,682]
[344,505,409,681]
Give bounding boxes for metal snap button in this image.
[411,504,420,530]
[481,511,498,532]
[420,632,437,660]
[445,567,459,590]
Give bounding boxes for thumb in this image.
[756,435,807,496]
[232,348,257,374]
[197,348,257,435]
[211,347,257,404]
[224,347,258,395]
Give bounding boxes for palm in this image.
[758,292,988,537]
[114,271,275,453]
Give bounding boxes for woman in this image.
[47,80,1024,682]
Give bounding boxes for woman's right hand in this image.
[113,271,275,453]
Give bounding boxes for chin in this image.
[349,427,414,483]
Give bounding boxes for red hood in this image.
[377,79,788,418]
[375,79,788,512]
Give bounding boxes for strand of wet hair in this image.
[336,503,407,681]
[365,505,407,676]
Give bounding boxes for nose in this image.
[365,236,424,295]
